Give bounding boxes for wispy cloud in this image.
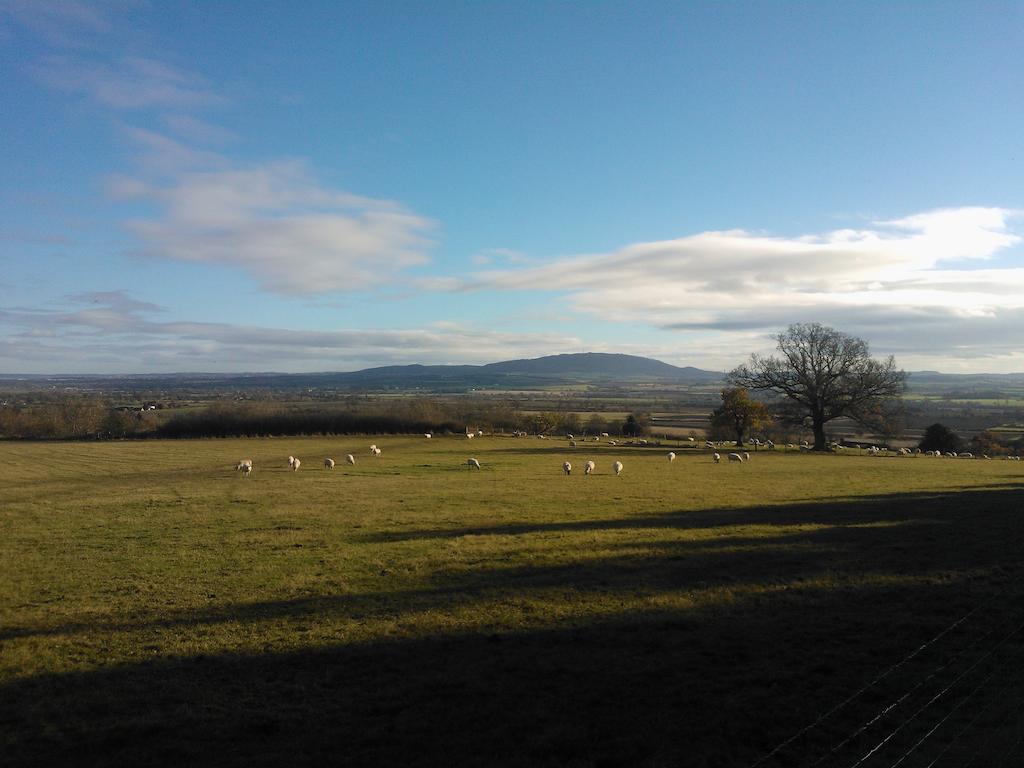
[0,293,588,372]
[161,114,237,145]
[470,247,531,266]
[0,0,111,48]
[32,55,222,109]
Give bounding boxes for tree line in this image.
[0,394,648,441]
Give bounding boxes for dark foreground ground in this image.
[3,484,1023,767]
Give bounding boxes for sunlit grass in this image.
[2,436,1022,765]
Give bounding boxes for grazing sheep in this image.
[584,460,596,475]
[476,430,484,437]
[744,452,750,461]
[240,463,252,477]
[613,460,623,476]
[959,452,974,459]
[467,433,475,440]
[728,453,744,462]
[424,433,432,439]
[372,447,382,456]
[236,459,253,471]
[713,452,721,463]
[324,458,335,469]
[570,440,577,448]
[346,454,356,465]
[467,458,481,470]
[766,440,775,450]
[600,432,609,437]
[609,440,617,446]
[705,441,716,449]
[567,434,574,440]
[369,444,378,452]
[288,455,295,468]
[562,461,572,475]
[292,458,301,471]
[667,452,676,462]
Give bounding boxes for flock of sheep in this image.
[232,435,763,478]
[233,430,1023,478]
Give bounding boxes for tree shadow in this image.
[3,487,1024,767]
[354,486,1024,543]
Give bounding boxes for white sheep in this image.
[570,440,577,448]
[292,457,301,471]
[728,453,744,462]
[584,460,595,475]
[744,452,750,461]
[713,452,721,463]
[424,433,432,439]
[346,454,356,465]
[369,444,378,452]
[467,432,475,440]
[467,457,481,470]
[236,459,253,471]
[613,460,623,476]
[600,432,609,437]
[562,461,572,475]
[324,458,335,469]
[288,455,295,468]
[372,447,382,456]
[667,452,676,462]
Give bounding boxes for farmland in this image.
[2,437,1023,766]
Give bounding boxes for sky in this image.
[1,0,1023,375]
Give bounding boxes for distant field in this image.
[2,437,1023,766]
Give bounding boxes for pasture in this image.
[1,437,1023,767]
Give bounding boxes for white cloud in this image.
[453,207,1024,368]
[114,158,435,294]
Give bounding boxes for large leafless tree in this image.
[729,323,905,450]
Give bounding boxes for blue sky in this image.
[2,1,1023,373]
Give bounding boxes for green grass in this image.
[2,437,1023,766]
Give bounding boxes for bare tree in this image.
[730,323,905,450]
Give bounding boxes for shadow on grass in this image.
[355,485,1024,543]
[3,487,1024,767]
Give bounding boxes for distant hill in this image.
[482,352,717,380]
[0,353,724,392]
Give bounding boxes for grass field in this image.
[2,437,1023,767]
